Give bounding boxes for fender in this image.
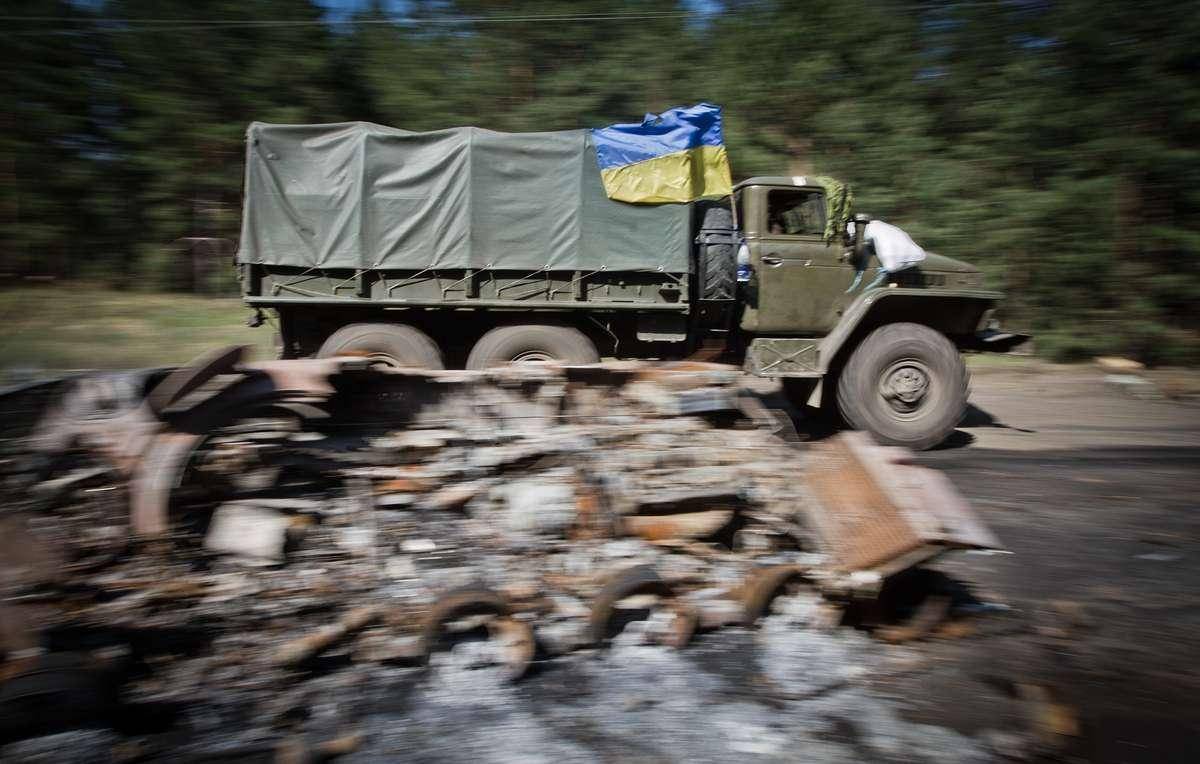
[806,287,1004,407]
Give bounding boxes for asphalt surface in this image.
[914,364,1200,763]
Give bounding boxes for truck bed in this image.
[242,265,691,312]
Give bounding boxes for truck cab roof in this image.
[733,176,824,191]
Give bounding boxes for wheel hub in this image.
[364,352,405,370]
[880,361,930,414]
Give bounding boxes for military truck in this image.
[235,121,1024,449]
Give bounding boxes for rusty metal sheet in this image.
[147,344,250,416]
[128,431,205,537]
[243,357,370,397]
[622,509,734,542]
[802,432,1001,576]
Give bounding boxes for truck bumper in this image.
[960,328,1031,353]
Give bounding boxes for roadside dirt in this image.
[913,361,1200,762]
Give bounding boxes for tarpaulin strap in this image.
[568,266,608,287]
[386,267,436,297]
[495,267,550,295]
[277,265,322,289]
[330,270,364,291]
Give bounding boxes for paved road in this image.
[916,364,1200,763]
[944,363,1200,451]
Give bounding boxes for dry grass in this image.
[0,284,275,383]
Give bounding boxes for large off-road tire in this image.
[834,322,968,450]
[316,323,443,369]
[465,325,600,369]
[698,204,736,301]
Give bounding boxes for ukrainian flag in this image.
[592,103,733,204]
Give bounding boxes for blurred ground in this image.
[326,362,1200,762]
[734,357,1200,762]
[2,290,1197,761]
[916,362,1200,762]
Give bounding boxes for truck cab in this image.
[734,177,861,336]
[727,177,1023,449]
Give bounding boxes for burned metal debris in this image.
[1,348,1004,756]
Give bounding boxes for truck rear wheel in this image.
[466,325,600,369]
[316,323,443,369]
[835,322,967,450]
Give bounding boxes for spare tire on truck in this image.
[316,323,443,369]
[697,203,736,301]
[835,322,968,450]
[466,325,600,369]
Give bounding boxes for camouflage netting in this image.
[812,175,854,245]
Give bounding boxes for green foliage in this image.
[1,0,1198,364]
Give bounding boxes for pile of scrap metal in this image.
[0,347,1000,752]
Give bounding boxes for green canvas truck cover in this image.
[237,122,691,272]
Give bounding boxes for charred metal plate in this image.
[802,432,1001,577]
[147,344,249,416]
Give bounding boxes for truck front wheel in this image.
[316,323,443,369]
[466,325,600,369]
[835,322,967,450]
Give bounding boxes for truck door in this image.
[749,186,856,334]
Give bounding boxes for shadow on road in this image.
[960,403,1037,433]
[932,429,976,450]
[931,404,1040,451]
[769,398,1032,451]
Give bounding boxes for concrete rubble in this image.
[0,348,1059,761]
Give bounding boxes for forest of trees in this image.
[3,0,1198,363]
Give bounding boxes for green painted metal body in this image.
[242,173,1010,374]
[733,178,1002,380]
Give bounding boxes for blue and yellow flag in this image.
[592,103,733,204]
